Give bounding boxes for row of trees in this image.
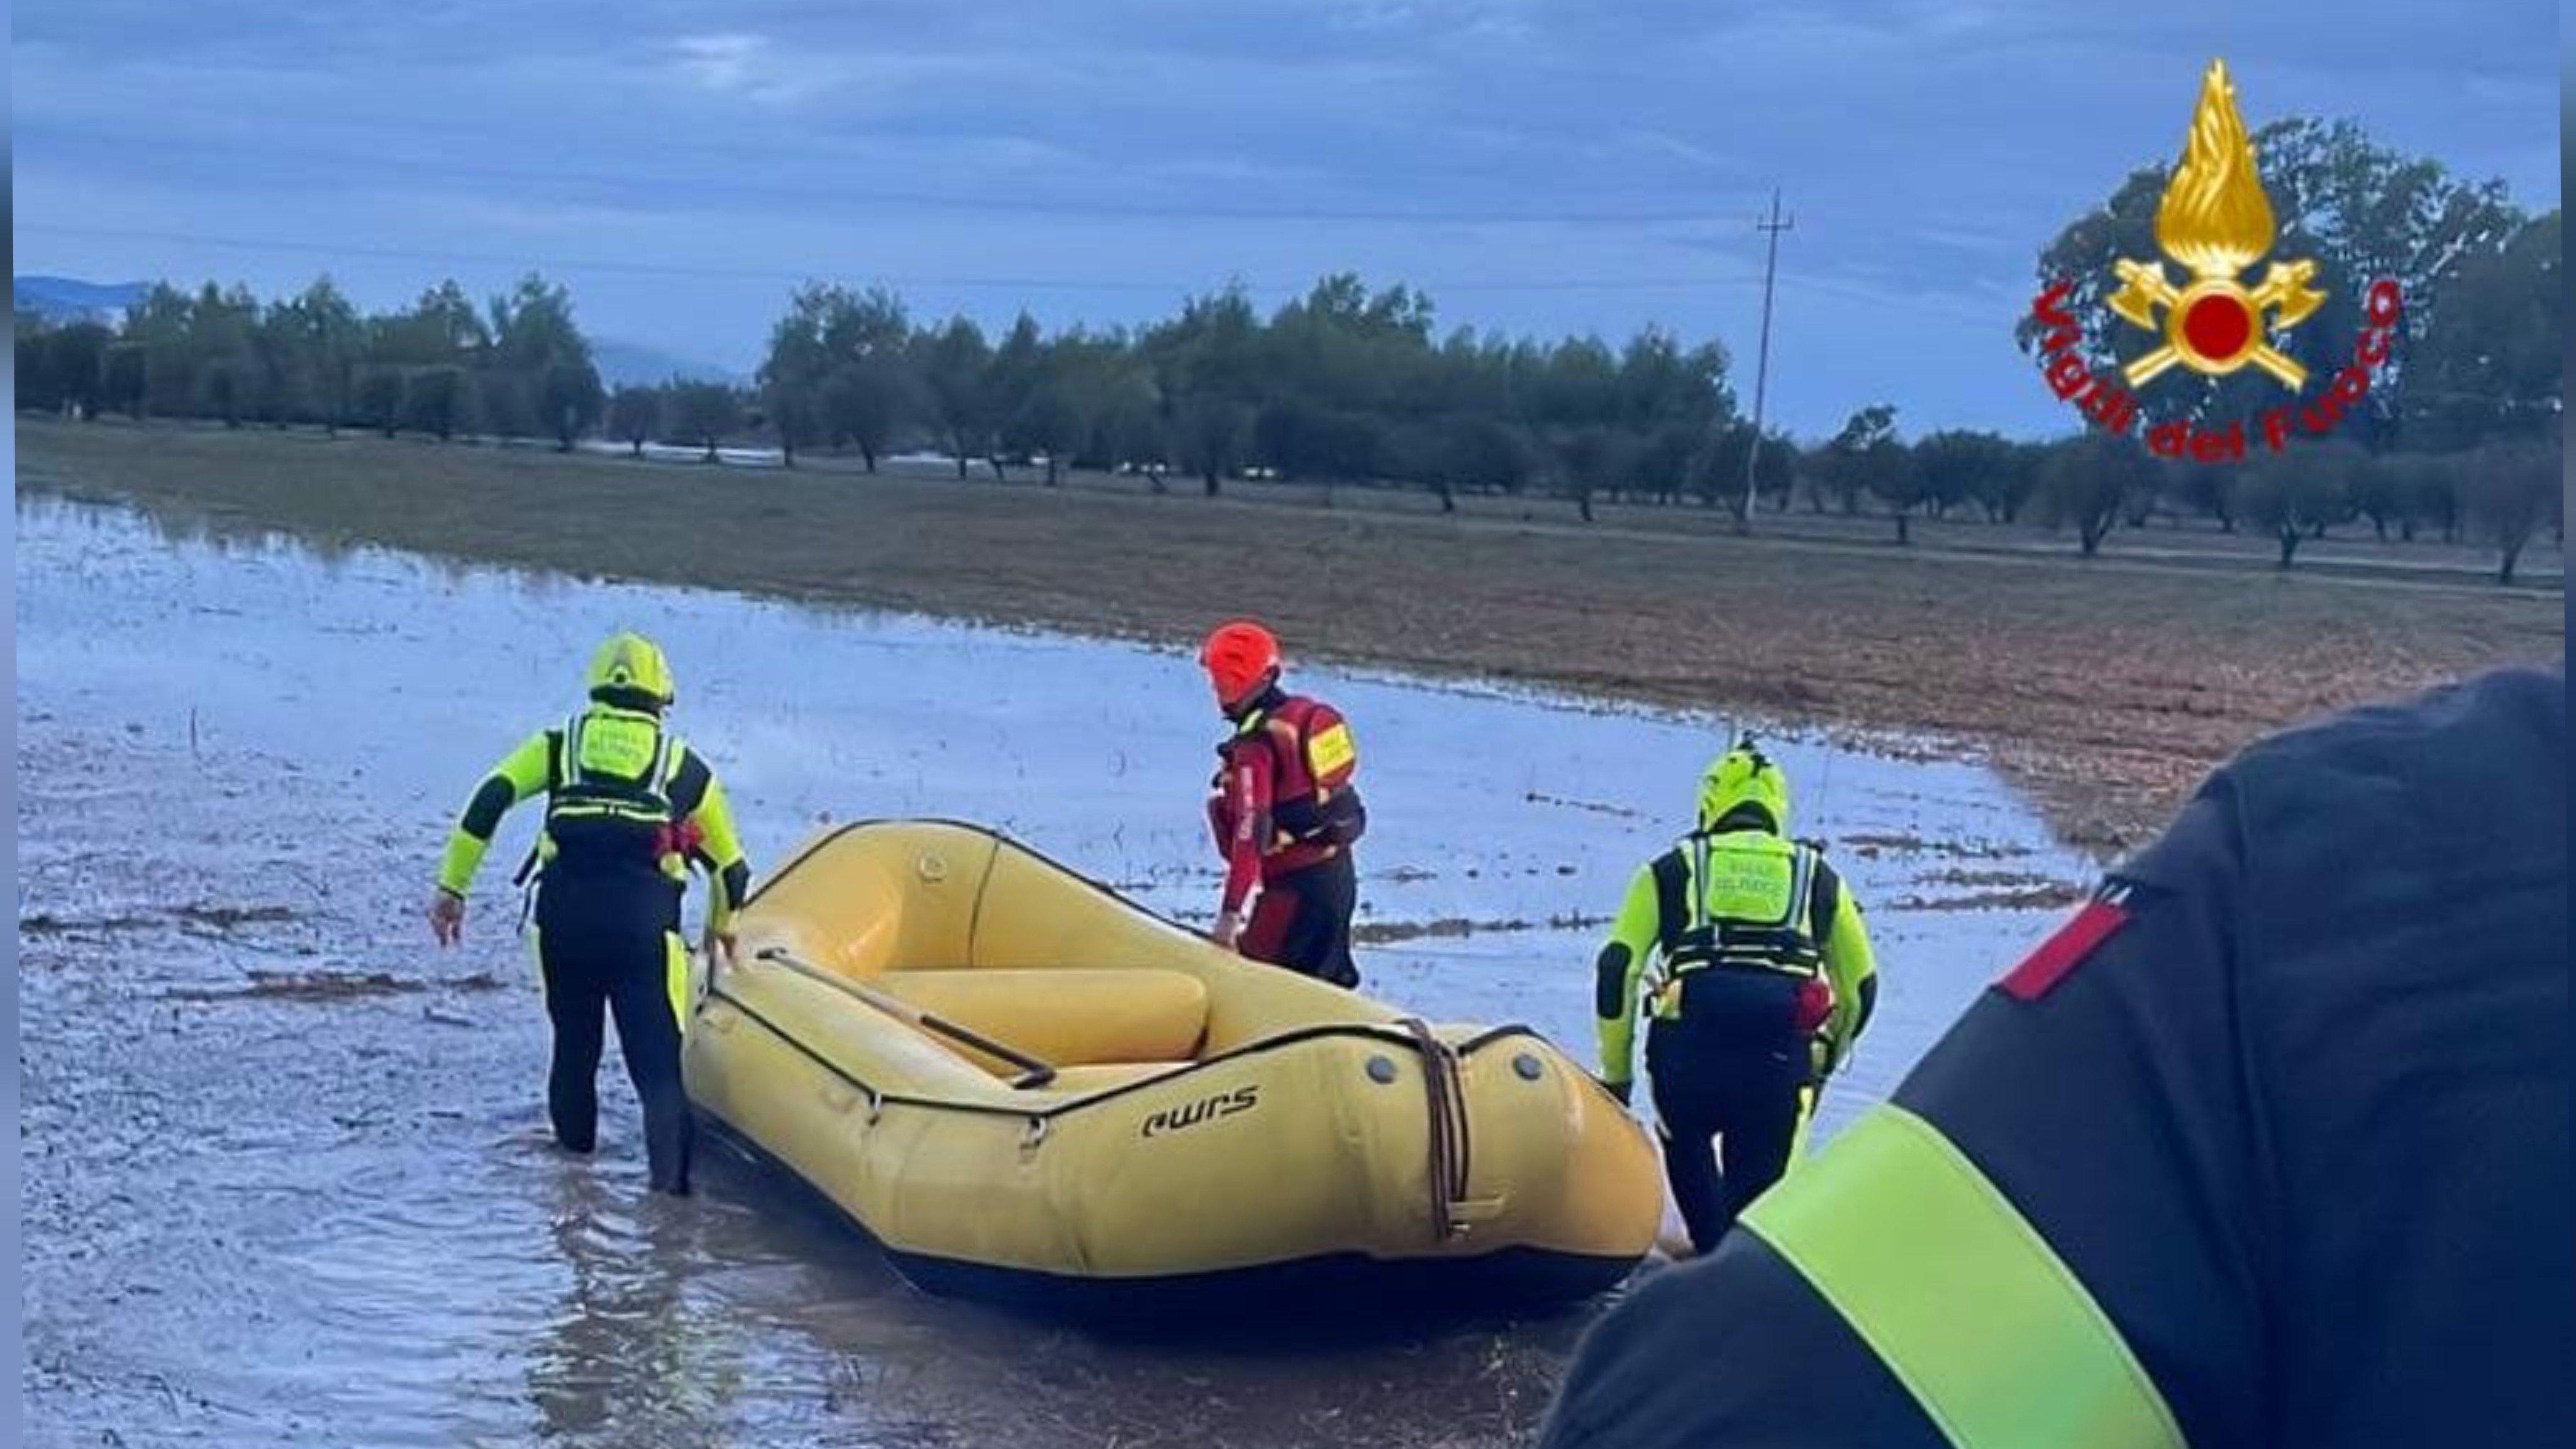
[1675,402,2560,582]
[16,267,1760,523]
[19,277,2558,582]
[736,272,1753,520]
[2021,430,2559,583]
[14,275,604,448]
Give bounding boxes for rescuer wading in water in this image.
[1593,741,1879,1255]
[429,632,752,1196]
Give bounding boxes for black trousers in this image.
[1645,974,1815,1253]
[1242,850,1360,987]
[535,887,692,1194]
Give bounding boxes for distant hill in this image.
[591,338,747,389]
[14,275,148,325]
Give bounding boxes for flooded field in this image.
[18,497,2092,1447]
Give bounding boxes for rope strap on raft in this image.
[1400,1018,1473,1241]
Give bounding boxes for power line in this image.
[17,126,1754,228]
[19,221,2005,322]
[13,221,1775,297]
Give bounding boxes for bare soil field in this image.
[18,418,2563,853]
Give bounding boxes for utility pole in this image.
[1738,189,1794,533]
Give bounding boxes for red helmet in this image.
[1199,619,1281,708]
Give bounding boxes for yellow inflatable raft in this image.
[684,819,1662,1314]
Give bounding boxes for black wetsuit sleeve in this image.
[458,774,519,840]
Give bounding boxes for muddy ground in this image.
[19,497,2092,1447]
[20,419,2563,857]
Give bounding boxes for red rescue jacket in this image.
[1208,691,1367,913]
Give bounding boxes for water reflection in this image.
[531,1175,736,1445]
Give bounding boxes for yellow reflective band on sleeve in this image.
[436,828,489,898]
[1304,720,1356,780]
[1742,1105,2188,1449]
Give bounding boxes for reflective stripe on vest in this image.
[1743,1105,2188,1449]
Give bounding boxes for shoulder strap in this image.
[650,727,676,794]
[1785,844,1818,933]
[560,713,586,789]
[1690,835,1713,933]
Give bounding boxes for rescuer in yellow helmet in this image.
[428,631,751,1196]
[1591,739,1879,1253]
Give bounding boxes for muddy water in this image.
[17,497,2094,1448]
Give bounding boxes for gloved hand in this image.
[428,889,465,947]
[1600,1076,1634,1108]
[701,922,737,966]
[1209,910,1244,952]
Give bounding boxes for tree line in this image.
[14,118,2558,582]
[735,272,1752,522]
[16,275,604,449]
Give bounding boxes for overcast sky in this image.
[11,0,2560,437]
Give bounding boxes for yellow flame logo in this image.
[2107,60,2325,390]
[2155,61,2275,279]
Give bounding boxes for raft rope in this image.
[1400,1017,1473,1241]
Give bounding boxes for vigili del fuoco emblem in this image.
[2028,58,2402,460]
[2109,60,2325,390]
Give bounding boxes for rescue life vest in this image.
[1649,830,1831,1030]
[533,706,696,884]
[1213,694,1367,850]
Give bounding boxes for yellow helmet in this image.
[1699,740,1789,833]
[586,631,675,708]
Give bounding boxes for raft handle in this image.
[1399,1017,1474,1242]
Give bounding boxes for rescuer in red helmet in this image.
[1199,620,1367,987]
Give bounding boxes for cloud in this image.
[664,31,845,109]
[672,33,767,92]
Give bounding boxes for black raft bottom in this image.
[885,1245,1642,1338]
[702,1112,1638,1336]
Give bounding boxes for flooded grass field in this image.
[19,497,2092,1447]
[27,423,2562,863]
